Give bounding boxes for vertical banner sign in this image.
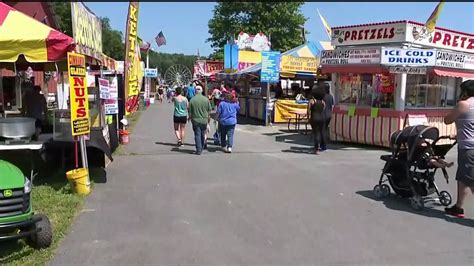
[261,51,281,83]
[124,2,140,115]
[67,52,90,136]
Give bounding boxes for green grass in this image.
[0,171,84,266]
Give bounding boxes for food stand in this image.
[218,41,326,123]
[320,20,474,147]
[193,60,224,95]
[0,3,75,172]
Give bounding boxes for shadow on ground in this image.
[155,141,194,147]
[237,116,264,126]
[356,190,474,228]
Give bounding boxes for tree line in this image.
[51,2,196,73]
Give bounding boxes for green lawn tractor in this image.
[0,160,52,249]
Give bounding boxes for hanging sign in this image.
[381,48,436,66]
[237,50,261,71]
[331,22,407,46]
[144,68,158,78]
[205,61,224,74]
[98,78,111,99]
[407,22,474,54]
[280,56,318,73]
[124,2,141,115]
[67,52,90,136]
[321,48,381,65]
[389,66,427,74]
[71,2,103,60]
[105,77,119,115]
[261,51,281,83]
[435,51,474,70]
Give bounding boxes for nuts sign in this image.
[67,53,90,136]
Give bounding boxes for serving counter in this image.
[237,96,267,121]
[330,106,456,147]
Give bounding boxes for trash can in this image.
[66,168,90,195]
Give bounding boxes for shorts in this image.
[456,149,474,186]
[35,119,42,129]
[173,116,187,124]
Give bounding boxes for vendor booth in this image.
[0,2,117,171]
[193,60,224,94]
[320,20,474,147]
[218,41,326,123]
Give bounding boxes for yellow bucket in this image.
[66,168,91,195]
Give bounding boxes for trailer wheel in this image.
[26,214,53,249]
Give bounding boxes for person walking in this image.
[321,83,334,151]
[307,85,327,155]
[172,87,189,147]
[157,86,164,103]
[217,92,240,153]
[186,83,196,101]
[444,80,474,218]
[189,86,212,155]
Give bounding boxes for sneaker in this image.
[227,147,232,153]
[195,150,202,155]
[445,205,465,218]
[221,146,227,152]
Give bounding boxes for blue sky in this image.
[85,2,474,56]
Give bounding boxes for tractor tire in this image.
[26,214,53,249]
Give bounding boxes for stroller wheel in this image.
[410,196,425,210]
[439,191,452,206]
[373,185,383,199]
[381,184,391,198]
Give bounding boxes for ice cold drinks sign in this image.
[381,48,436,66]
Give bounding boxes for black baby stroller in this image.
[374,125,456,210]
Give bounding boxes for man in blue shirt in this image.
[186,83,196,101]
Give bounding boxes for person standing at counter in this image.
[444,80,474,218]
[22,85,47,141]
[307,85,327,155]
[217,93,240,153]
[322,83,334,151]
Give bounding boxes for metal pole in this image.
[80,135,89,172]
[146,50,149,69]
[265,82,270,126]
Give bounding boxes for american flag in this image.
[155,31,166,47]
[139,41,151,51]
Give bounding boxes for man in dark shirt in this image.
[322,83,334,151]
[22,85,48,140]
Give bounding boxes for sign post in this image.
[261,51,281,126]
[67,52,91,183]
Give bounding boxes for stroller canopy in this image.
[390,125,439,151]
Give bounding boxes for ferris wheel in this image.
[164,64,192,88]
